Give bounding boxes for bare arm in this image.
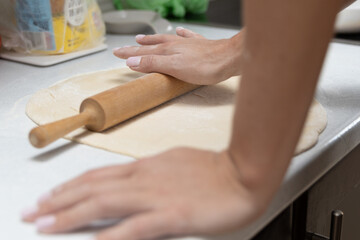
[229,0,343,205]
[22,1,345,239]
[113,0,352,86]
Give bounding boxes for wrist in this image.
[214,31,244,82]
[227,30,245,76]
[225,148,265,191]
[218,149,272,216]
[224,147,281,209]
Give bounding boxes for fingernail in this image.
[113,46,132,53]
[135,34,146,41]
[176,26,185,31]
[53,185,62,194]
[21,206,38,220]
[113,47,122,52]
[36,215,56,231]
[38,191,52,204]
[126,56,141,67]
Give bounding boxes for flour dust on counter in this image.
[26,68,327,158]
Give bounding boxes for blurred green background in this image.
[108,0,242,28]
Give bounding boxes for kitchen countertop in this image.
[1,23,360,240]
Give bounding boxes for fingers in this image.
[114,28,203,59]
[135,28,203,46]
[21,163,137,222]
[176,27,204,39]
[54,163,136,194]
[135,34,181,45]
[113,44,172,59]
[126,55,178,76]
[35,193,150,233]
[23,179,134,222]
[97,211,178,240]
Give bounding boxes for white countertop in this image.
[1,23,360,240]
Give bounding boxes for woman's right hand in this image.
[113,27,244,85]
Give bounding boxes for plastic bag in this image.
[113,0,209,18]
[0,0,105,55]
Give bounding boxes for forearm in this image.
[211,0,352,82]
[228,0,342,205]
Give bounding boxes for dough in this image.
[26,68,327,158]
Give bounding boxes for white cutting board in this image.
[0,44,107,67]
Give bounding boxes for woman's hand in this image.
[22,148,265,240]
[113,27,244,85]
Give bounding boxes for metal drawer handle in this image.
[330,210,344,240]
[306,210,344,240]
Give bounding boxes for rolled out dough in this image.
[26,68,327,158]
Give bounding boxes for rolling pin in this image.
[29,73,200,148]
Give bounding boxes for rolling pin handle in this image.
[29,110,94,148]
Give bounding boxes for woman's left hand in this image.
[22,147,264,240]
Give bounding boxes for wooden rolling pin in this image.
[29,73,199,148]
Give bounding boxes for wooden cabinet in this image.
[306,144,360,239]
[252,144,360,240]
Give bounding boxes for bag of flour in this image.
[0,0,105,55]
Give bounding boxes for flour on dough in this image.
[26,68,327,158]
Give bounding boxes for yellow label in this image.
[34,2,104,55]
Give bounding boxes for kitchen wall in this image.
[206,0,242,27]
[97,0,242,28]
